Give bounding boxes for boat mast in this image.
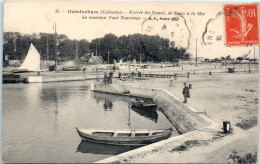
[46,34,49,60]
[195,37,197,67]
[75,41,78,61]
[96,44,98,56]
[54,23,57,72]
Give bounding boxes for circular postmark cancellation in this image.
[224,3,259,46]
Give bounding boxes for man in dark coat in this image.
[138,71,142,78]
[108,71,114,84]
[182,83,190,103]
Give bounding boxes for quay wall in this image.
[153,89,211,134]
[27,73,120,83]
[28,76,43,83]
[27,74,99,83]
[122,85,160,99]
[91,83,130,95]
[42,75,86,82]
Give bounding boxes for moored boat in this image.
[2,73,27,83]
[11,69,30,73]
[63,66,82,71]
[76,127,172,146]
[131,98,157,110]
[17,43,41,72]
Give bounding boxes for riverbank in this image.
[2,62,257,83]
[97,71,258,163]
[2,64,258,162]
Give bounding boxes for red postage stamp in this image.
[224,3,259,46]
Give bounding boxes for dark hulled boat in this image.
[3,73,27,83]
[131,98,157,110]
[76,127,172,146]
[63,66,82,71]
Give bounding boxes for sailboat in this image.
[12,43,41,73]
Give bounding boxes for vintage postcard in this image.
[2,1,259,163]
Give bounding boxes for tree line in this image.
[3,32,190,63]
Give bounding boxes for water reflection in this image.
[103,100,113,110]
[2,81,174,163]
[93,92,159,123]
[92,92,132,112]
[131,105,158,123]
[40,88,59,130]
[76,140,141,155]
[92,92,132,105]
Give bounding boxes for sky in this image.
[3,1,259,59]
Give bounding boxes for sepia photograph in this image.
[2,1,259,163]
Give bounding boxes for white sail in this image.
[19,43,41,71]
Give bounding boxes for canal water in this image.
[2,81,177,163]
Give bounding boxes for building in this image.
[88,54,104,64]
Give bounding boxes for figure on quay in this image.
[103,72,108,84]
[138,71,142,79]
[108,71,114,84]
[182,83,190,103]
[131,71,135,78]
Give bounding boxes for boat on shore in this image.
[63,66,82,71]
[76,127,172,146]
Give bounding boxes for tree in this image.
[3,32,190,64]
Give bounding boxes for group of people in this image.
[103,71,114,84]
[104,70,189,103]
[118,71,142,80]
[103,70,142,84]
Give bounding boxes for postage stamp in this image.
[224,3,259,46]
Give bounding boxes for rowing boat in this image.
[76,127,172,146]
[131,98,157,110]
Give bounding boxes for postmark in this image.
[224,3,259,46]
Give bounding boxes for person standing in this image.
[182,83,190,103]
[108,71,114,84]
[109,71,114,78]
[138,71,142,78]
[103,72,108,84]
